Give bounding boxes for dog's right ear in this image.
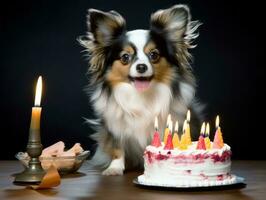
[87,9,126,46]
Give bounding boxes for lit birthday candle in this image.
[196,134,206,150]
[172,120,180,148]
[212,115,224,149]
[204,123,211,149]
[179,120,188,150]
[163,114,171,144]
[197,121,206,149]
[151,117,161,147]
[155,116,158,131]
[184,110,192,145]
[200,122,206,137]
[183,120,187,133]
[164,120,173,150]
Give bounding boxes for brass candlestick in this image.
[14,126,45,184]
[14,76,45,185]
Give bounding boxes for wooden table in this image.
[0,160,265,200]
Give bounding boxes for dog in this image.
[79,4,203,175]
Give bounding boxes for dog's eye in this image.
[120,53,131,65]
[149,49,160,63]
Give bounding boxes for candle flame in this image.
[182,120,187,133]
[34,76,42,106]
[200,122,206,134]
[154,116,158,130]
[174,120,179,132]
[168,120,173,133]
[186,110,191,123]
[215,115,220,128]
[206,123,210,136]
[166,114,171,127]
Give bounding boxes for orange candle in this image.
[213,115,224,149]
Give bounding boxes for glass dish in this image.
[15,150,90,174]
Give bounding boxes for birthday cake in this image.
[138,115,236,187]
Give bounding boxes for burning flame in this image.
[200,122,206,135]
[154,116,158,130]
[206,123,210,136]
[174,120,179,132]
[168,120,173,133]
[34,76,42,106]
[186,110,191,123]
[215,115,220,128]
[182,120,187,133]
[166,114,171,127]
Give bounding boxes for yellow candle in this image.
[204,123,211,149]
[172,120,180,148]
[163,114,171,144]
[182,119,187,135]
[184,110,192,145]
[179,135,187,150]
[30,76,42,131]
[179,120,188,150]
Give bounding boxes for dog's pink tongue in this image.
[134,80,150,92]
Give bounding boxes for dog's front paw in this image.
[102,157,125,176]
[102,166,124,176]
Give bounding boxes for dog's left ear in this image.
[150,4,191,41]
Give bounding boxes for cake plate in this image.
[133,175,246,191]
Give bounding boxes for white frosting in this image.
[139,142,233,187]
[146,142,231,156]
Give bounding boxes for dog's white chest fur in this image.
[92,82,172,148]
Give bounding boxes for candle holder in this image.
[14,76,45,185]
[14,128,45,185]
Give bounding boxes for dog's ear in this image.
[87,9,126,46]
[150,5,191,41]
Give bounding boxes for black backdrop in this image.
[0,0,265,160]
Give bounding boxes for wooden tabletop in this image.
[0,160,265,200]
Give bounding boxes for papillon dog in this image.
[79,4,203,175]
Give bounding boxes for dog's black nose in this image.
[136,64,148,73]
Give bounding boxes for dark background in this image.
[0,0,264,160]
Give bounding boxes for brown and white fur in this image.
[79,4,203,175]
